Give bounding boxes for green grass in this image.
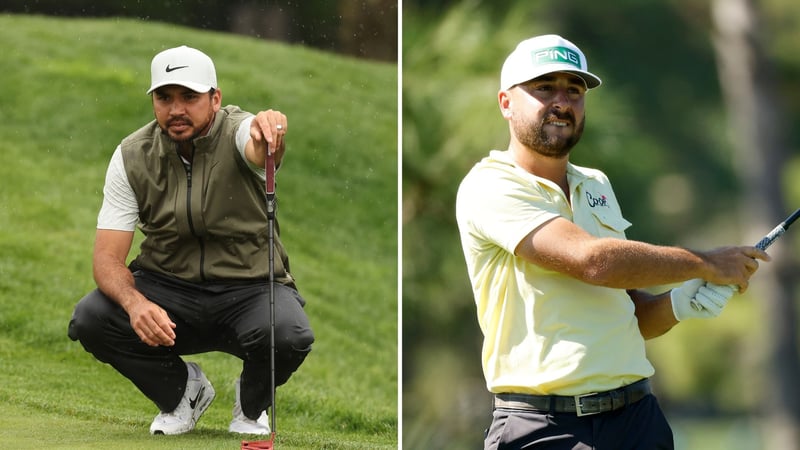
[0,14,397,449]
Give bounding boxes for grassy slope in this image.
[0,14,397,449]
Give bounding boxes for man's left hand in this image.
[692,282,737,317]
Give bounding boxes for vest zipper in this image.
[183,156,207,281]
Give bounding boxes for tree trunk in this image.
[710,0,800,448]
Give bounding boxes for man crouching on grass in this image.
[68,45,314,435]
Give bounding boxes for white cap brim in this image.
[146,81,214,95]
[501,66,602,91]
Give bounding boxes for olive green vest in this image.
[121,105,294,285]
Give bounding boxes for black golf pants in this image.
[68,270,314,419]
[485,394,674,450]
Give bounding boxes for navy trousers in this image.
[68,269,314,419]
[485,394,674,450]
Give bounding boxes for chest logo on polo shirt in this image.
[586,192,609,208]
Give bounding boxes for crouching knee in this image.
[287,326,314,353]
[67,289,121,348]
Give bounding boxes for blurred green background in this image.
[402,1,800,449]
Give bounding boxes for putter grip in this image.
[266,151,276,195]
[266,150,276,218]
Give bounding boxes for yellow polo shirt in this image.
[455,150,654,395]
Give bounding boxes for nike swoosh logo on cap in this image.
[165,65,189,72]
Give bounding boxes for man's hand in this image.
[126,297,177,347]
[247,109,287,168]
[93,229,176,346]
[700,246,770,292]
[671,279,737,321]
[694,283,737,315]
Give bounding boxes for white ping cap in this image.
[500,34,601,91]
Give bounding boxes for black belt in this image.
[494,378,651,417]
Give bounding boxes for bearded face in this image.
[510,107,585,159]
[505,73,588,159]
[152,86,220,144]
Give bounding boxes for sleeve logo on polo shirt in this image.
[586,192,609,208]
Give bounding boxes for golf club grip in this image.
[753,208,800,250]
[266,149,276,196]
[754,225,785,251]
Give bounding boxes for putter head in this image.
[241,433,275,449]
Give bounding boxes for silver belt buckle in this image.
[574,392,599,417]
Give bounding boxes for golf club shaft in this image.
[266,149,277,437]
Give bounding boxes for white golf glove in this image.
[670,279,738,321]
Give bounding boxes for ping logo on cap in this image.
[531,46,581,68]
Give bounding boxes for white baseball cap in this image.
[500,34,601,91]
[147,45,218,94]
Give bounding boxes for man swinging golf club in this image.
[68,45,314,436]
[455,35,770,449]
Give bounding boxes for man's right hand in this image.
[126,296,177,347]
[93,229,177,347]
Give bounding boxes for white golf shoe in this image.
[229,378,270,435]
[149,362,215,435]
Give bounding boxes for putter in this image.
[242,146,278,450]
[690,207,800,311]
